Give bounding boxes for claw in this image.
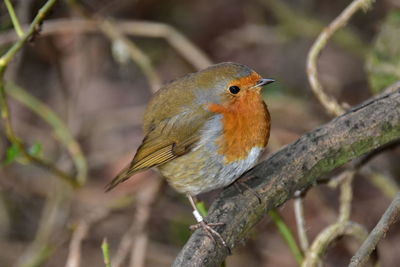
[189,221,225,231]
[233,179,262,204]
[186,194,231,254]
[190,221,231,254]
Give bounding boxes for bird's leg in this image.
[186,194,229,250]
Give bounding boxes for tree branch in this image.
[173,86,400,266]
[0,18,212,71]
[349,192,400,267]
[306,0,374,116]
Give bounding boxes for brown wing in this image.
[105,109,210,192]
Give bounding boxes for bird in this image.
[106,62,274,247]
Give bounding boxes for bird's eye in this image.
[229,86,240,94]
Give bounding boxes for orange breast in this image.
[208,91,270,163]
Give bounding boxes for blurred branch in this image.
[66,0,162,92]
[129,178,162,267]
[6,0,35,82]
[365,171,399,198]
[115,21,212,70]
[335,171,355,223]
[302,170,360,266]
[65,221,89,267]
[98,19,161,92]
[0,0,80,187]
[0,18,212,70]
[258,0,369,58]
[302,221,368,267]
[306,0,374,117]
[65,195,136,267]
[173,86,400,266]
[66,208,110,267]
[15,181,71,267]
[294,191,309,253]
[4,0,25,38]
[349,193,400,267]
[0,0,57,68]
[303,133,400,265]
[5,82,87,185]
[112,178,162,267]
[0,85,78,187]
[297,134,400,265]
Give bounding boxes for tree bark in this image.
[172,86,400,267]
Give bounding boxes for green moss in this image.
[306,123,400,184]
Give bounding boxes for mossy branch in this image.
[173,86,400,267]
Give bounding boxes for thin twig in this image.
[66,1,162,92]
[309,137,400,266]
[0,80,78,187]
[301,170,357,267]
[5,82,87,185]
[65,222,89,267]
[4,0,25,38]
[65,196,136,267]
[98,19,161,92]
[111,178,162,267]
[338,171,355,223]
[306,0,375,116]
[303,3,378,263]
[257,0,369,58]
[129,179,162,267]
[294,191,309,252]
[0,19,212,70]
[65,208,110,267]
[5,0,34,82]
[349,193,400,267]
[365,171,399,198]
[300,137,397,265]
[302,221,368,267]
[0,0,57,68]
[15,181,71,267]
[0,0,80,187]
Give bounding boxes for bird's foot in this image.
[186,194,230,253]
[190,221,230,253]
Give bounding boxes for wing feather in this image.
[133,144,177,169]
[105,108,210,192]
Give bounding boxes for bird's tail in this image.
[104,164,136,192]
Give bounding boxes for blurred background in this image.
[0,0,400,266]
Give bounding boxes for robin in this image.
[106,62,274,247]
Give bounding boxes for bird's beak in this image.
[257,78,275,87]
[251,78,274,91]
